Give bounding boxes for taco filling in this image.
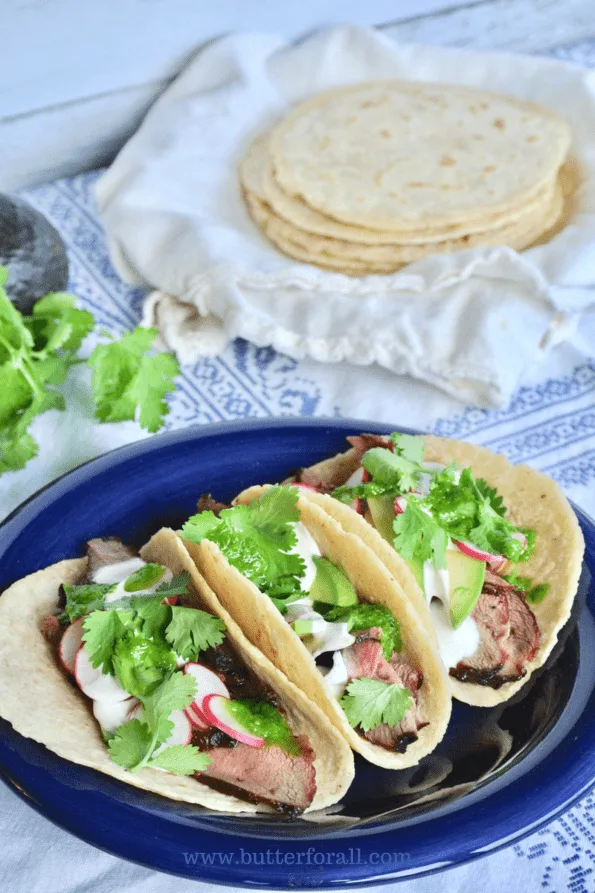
[181,487,428,753]
[43,536,316,813]
[292,433,547,690]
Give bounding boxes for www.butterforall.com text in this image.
[183,848,410,866]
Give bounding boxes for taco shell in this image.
[0,529,353,813]
[283,435,585,707]
[183,491,451,769]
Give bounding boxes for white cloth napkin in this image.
[96,25,595,408]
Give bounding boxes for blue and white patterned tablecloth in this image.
[1,50,595,892]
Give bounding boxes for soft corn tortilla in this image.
[268,81,570,232]
[244,182,563,275]
[0,530,354,813]
[183,493,451,770]
[287,436,585,707]
[240,132,560,246]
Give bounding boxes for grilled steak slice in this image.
[342,627,425,752]
[497,589,540,680]
[292,433,390,492]
[86,537,137,575]
[196,494,230,516]
[450,572,540,689]
[41,614,62,646]
[200,642,279,703]
[199,735,316,813]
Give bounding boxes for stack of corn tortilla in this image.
[239,81,571,276]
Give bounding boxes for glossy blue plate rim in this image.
[0,417,594,888]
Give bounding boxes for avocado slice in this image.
[368,496,425,594]
[309,557,358,607]
[367,495,395,543]
[447,550,486,629]
[292,619,314,637]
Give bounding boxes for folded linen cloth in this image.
[96,26,595,407]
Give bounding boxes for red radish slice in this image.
[510,531,527,548]
[59,618,84,674]
[394,496,407,515]
[289,482,318,491]
[93,697,137,732]
[184,662,229,721]
[453,540,504,568]
[74,647,129,703]
[350,497,363,515]
[185,705,208,730]
[201,695,264,748]
[154,710,192,756]
[344,467,365,487]
[162,595,178,606]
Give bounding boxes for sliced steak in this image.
[41,614,62,646]
[196,494,230,516]
[291,433,392,492]
[497,590,540,680]
[342,628,425,752]
[200,642,278,703]
[86,537,137,575]
[199,735,316,813]
[450,573,540,689]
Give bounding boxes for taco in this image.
[180,487,451,769]
[0,528,354,814]
[282,432,585,707]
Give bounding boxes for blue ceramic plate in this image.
[0,419,594,888]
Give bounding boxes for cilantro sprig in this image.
[340,678,412,732]
[502,573,550,604]
[0,268,178,475]
[333,434,426,504]
[108,674,211,775]
[181,486,307,600]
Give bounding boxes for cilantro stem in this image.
[130,724,161,773]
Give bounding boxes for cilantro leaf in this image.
[362,447,422,495]
[340,678,412,732]
[108,719,153,770]
[60,582,115,622]
[82,609,128,673]
[141,672,197,746]
[390,432,425,464]
[165,606,226,660]
[28,292,94,354]
[147,745,211,775]
[181,486,306,600]
[130,595,171,639]
[88,328,179,433]
[324,604,401,659]
[393,499,449,569]
[154,572,191,600]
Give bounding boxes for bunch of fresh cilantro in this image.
[0,267,179,476]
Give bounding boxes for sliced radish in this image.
[93,697,138,732]
[510,531,527,548]
[350,497,363,515]
[183,662,229,721]
[185,705,208,730]
[344,467,365,487]
[129,703,143,722]
[289,482,318,491]
[59,618,85,674]
[394,496,407,515]
[162,595,178,606]
[453,540,505,569]
[74,647,129,703]
[201,694,264,748]
[154,709,192,755]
